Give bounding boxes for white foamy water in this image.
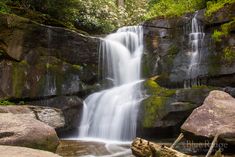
[78,26,144,141]
[185,12,205,88]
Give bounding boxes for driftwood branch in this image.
[205,134,219,157]
[170,133,184,149]
[131,137,191,157]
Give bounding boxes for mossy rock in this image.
[0,100,15,106]
[12,60,29,98]
[140,79,216,130]
[222,46,235,65]
[205,1,235,23]
[142,79,176,128]
[144,79,176,97]
[0,57,87,100]
[142,96,170,128]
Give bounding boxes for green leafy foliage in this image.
[119,0,147,25]
[0,100,15,105]
[223,47,235,65]
[0,0,11,13]
[71,0,120,33]
[68,0,147,33]
[212,19,235,42]
[2,0,147,33]
[212,30,224,42]
[2,0,234,34]
[205,0,235,17]
[145,0,206,19]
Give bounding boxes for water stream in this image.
[78,26,144,141]
[185,12,205,88]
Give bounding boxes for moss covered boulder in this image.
[138,79,217,138]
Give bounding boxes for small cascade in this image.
[45,28,57,97]
[185,12,205,88]
[78,26,144,141]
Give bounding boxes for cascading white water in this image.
[78,26,144,141]
[185,12,205,87]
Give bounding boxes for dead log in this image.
[131,138,191,157]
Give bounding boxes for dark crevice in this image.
[0,56,19,62]
[160,73,235,89]
[7,92,82,104]
[28,107,40,120]
[0,132,14,138]
[204,20,234,29]
[143,25,173,30]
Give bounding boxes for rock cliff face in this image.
[143,7,235,88]
[0,13,99,65]
[0,13,99,100]
[138,6,235,138]
[0,6,234,140]
[0,13,100,134]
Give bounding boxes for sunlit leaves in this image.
[145,0,206,19]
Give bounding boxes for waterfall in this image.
[78,26,144,141]
[185,12,205,88]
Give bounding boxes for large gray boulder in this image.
[0,97,82,134]
[0,105,65,130]
[0,145,61,157]
[0,113,59,152]
[181,90,235,145]
[28,96,83,133]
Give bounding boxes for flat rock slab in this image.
[0,113,59,152]
[0,145,61,157]
[0,105,65,129]
[181,90,235,144]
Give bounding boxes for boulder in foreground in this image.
[0,145,61,157]
[0,113,59,152]
[181,90,235,145]
[0,105,65,130]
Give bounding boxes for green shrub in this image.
[4,0,147,33]
[212,19,234,42]
[0,0,11,13]
[145,0,206,19]
[0,100,15,105]
[212,30,224,42]
[223,47,235,65]
[71,0,147,33]
[205,0,235,17]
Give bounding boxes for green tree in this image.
[0,0,10,13]
[145,0,206,19]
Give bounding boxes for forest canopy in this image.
[0,0,234,34]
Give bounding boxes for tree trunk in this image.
[116,0,125,7]
[131,138,191,157]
